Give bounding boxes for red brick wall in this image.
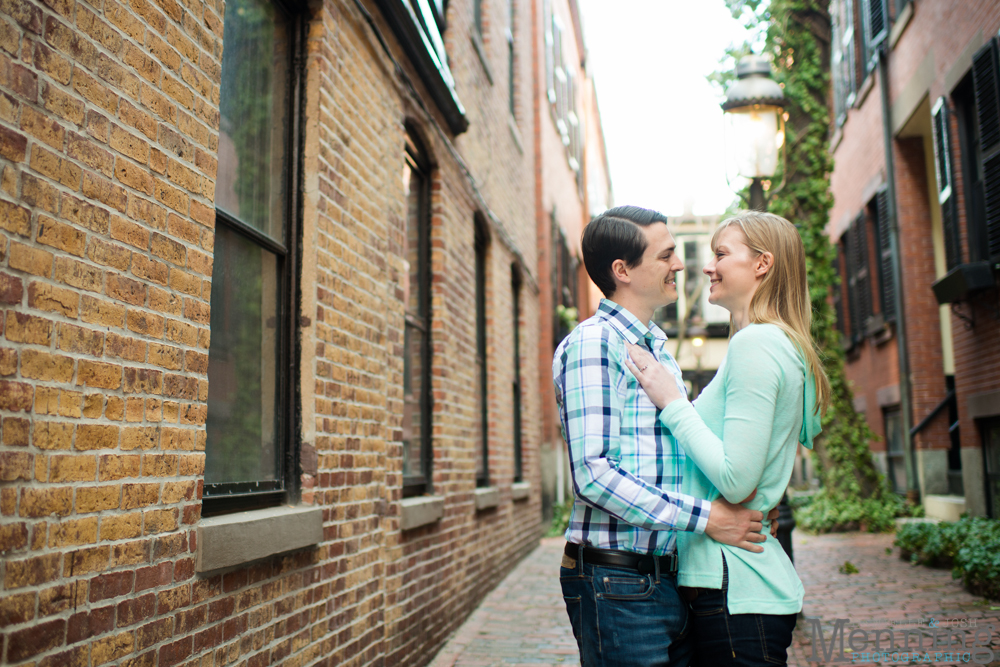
[830,0,1000,467]
[0,0,545,663]
[895,137,950,452]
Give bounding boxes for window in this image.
[982,417,1000,519]
[511,265,523,482]
[860,0,887,70]
[375,0,467,134]
[931,98,963,270]
[544,7,582,185]
[206,0,301,513]
[474,221,489,487]
[841,213,872,344]
[403,130,433,496]
[552,220,578,345]
[884,408,906,493]
[507,0,515,117]
[971,37,1000,261]
[831,0,857,125]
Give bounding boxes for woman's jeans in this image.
[560,549,692,667]
[684,558,797,667]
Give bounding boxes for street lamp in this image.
[722,55,786,211]
[723,54,796,562]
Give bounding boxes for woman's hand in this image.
[623,343,685,410]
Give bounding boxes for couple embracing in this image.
[553,205,830,667]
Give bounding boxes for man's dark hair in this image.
[582,205,669,297]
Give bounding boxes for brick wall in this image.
[0,0,546,663]
[829,0,1000,502]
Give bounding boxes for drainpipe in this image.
[877,45,918,501]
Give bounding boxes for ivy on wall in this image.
[717,0,911,531]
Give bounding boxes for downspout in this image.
[877,44,918,501]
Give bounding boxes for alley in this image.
[431,532,1000,667]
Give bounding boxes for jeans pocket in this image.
[688,586,726,616]
[562,595,583,643]
[595,569,655,600]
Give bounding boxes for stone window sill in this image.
[400,495,445,531]
[196,505,323,573]
[474,486,500,511]
[511,481,530,501]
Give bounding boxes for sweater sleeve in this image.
[658,326,784,504]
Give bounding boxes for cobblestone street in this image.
[430,533,1000,667]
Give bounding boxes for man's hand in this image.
[705,498,766,553]
[768,507,779,539]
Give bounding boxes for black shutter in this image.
[833,245,847,336]
[874,188,896,322]
[855,213,873,334]
[931,98,962,269]
[862,0,888,64]
[973,37,1000,260]
[843,232,859,342]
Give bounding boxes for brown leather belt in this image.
[564,542,678,575]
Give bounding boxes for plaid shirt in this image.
[553,298,710,555]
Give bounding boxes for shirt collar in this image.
[596,298,668,346]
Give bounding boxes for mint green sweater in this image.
[659,323,821,615]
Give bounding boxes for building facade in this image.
[828,0,1000,518]
[0,0,596,662]
[532,0,612,519]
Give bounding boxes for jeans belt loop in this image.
[653,550,660,584]
[577,542,585,575]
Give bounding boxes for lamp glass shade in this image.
[725,104,783,179]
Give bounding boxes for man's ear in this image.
[755,252,774,278]
[611,258,631,286]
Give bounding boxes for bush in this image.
[794,490,914,533]
[894,517,1000,601]
[546,498,573,538]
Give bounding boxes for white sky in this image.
[578,0,754,216]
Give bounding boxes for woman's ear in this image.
[755,252,774,278]
[611,258,631,285]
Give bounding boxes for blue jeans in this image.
[685,558,797,666]
[560,548,692,667]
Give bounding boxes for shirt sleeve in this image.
[657,326,783,504]
[555,325,710,534]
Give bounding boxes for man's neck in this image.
[607,294,654,329]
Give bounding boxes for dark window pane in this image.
[216,0,290,242]
[403,160,424,317]
[206,224,282,485]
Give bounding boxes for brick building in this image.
[828,0,1000,518]
[532,0,611,518]
[0,0,606,661]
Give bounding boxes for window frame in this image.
[511,264,523,483]
[203,0,305,516]
[403,128,435,497]
[474,220,489,488]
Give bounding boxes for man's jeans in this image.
[560,549,692,667]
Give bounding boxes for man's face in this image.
[624,223,684,311]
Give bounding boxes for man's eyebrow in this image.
[658,245,676,255]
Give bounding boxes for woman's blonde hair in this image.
[712,211,832,415]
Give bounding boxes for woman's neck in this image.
[731,303,752,332]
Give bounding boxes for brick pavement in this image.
[430,532,1000,667]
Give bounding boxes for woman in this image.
[623,211,830,666]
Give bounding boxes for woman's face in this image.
[704,225,763,313]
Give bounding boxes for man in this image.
[554,205,766,667]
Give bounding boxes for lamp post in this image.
[722,55,796,562]
[722,55,786,211]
